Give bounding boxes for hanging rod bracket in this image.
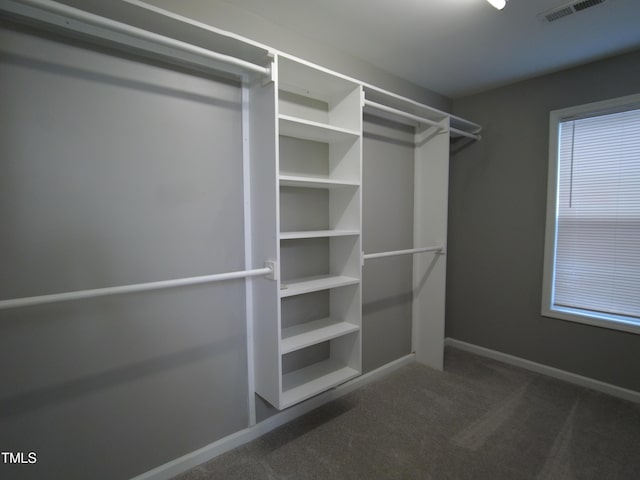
[262,51,276,86]
[264,260,278,281]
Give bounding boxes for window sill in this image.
[542,306,640,335]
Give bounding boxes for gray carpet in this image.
[174,347,640,479]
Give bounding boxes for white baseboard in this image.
[131,354,416,480]
[445,338,640,404]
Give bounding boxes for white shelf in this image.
[279,174,359,189]
[281,318,359,354]
[280,230,359,240]
[281,358,359,408]
[280,274,359,297]
[279,56,359,104]
[279,115,359,143]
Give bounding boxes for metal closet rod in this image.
[6,0,270,77]
[363,246,443,261]
[450,126,481,141]
[0,266,273,311]
[364,99,481,141]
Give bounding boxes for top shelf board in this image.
[279,56,360,104]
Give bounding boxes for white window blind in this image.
[553,107,640,323]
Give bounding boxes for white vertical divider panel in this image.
[248,63,281,409]
[412,120,450,370]
[242,81,255,426]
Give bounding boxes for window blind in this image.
[554,107,640,321]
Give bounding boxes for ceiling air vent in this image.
[539,0,605,22]
[573,0,605,11]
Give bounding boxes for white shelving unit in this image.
[245,54,480,411]
[253,55,363,410]
[0,0,483,437]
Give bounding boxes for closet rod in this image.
[363,246,443,261]
[0,266,273,311]
[3,0,270,77]
[450,126,481,141]
[365,99,481,141]
[364,100,443,129]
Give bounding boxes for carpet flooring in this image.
[174,347,640,479]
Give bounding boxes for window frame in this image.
[542,93,640,335]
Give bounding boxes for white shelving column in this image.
[412,120,451,370]
[254,55,363,410]
[252,56,478,408]
[248,61,280,407]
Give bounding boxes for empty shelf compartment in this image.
[281,358,359,408]
[281,318,359,354]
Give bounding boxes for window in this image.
[542,94,640,334]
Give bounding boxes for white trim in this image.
[541,105,561,331]
[542,307,640,335]
[445,338,640,404]
[130,354,415,480]
[551,93,640,122]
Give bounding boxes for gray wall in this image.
[448,49,640,392]
[362,116,415,372]
[0,22,248,479]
